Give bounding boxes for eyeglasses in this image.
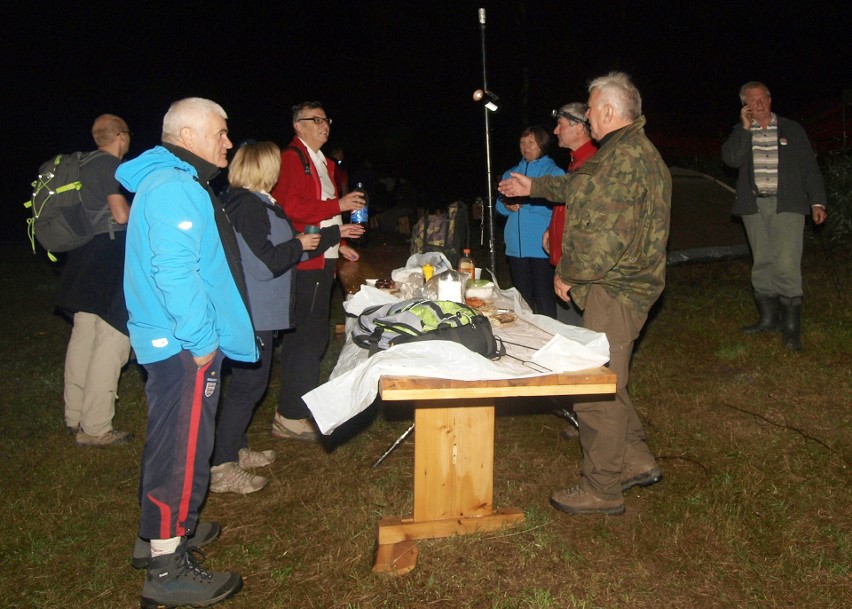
[118,130,133,136]
[298,117,333,125]
[552,109,588,126]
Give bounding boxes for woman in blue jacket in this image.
[496,126,565,318]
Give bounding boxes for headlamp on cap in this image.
[552,109,588,126]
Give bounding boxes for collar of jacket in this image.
[596,115,647,150]
[569,140,598,171]
[162,143,221,183]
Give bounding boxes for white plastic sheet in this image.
[304,283,610,435]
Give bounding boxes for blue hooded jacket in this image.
[496,155,565,258]
[117,145,258,365]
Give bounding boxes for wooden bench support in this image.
[373,509,524,574]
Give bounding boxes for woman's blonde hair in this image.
[228,141,281,192]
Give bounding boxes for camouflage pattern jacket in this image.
[531,116,671,314]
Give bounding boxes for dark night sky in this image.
[3,0,850,239]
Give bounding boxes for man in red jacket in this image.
[543,102,598,440]
[270,101,365,440]
[543,102,598,327]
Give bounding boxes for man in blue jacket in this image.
[117,97,257,608]
[721,82,827,350]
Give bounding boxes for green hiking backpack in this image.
[352,298,504,358]
[24,151,110,261]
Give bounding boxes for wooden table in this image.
[372,368,616,574]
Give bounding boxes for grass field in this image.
[0,236,849,609]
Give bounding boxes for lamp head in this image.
[473,89,501,112]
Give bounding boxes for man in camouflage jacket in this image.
[499,72,670,515]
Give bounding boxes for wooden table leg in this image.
[373,399,525,574]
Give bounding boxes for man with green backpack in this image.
[53,114,133,447]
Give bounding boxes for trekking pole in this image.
[371,423,415,469]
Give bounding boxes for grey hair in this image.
[738,81,771,104]
[162,98,228,144]
[559,102,591,134]
[291,101,324,125]
[588,72,642,120]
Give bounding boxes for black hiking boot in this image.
[141,541,242,609]
[741,292,781,334]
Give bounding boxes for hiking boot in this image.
[132,522,221,570]
[238,447,276,469]
[75,428,131,447]
[553,406,579,439]
[621,464,663,492]
[141,542,242,609]
[560,425,579,440]
[271,413,320,441]
[550,485,625,516]
[209,462,268,495]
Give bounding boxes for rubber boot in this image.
[779,296,803,350]
[141,541,242,609]
[741,292,781,334]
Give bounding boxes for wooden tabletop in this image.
[379,368,616,401]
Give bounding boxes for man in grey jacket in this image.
[721,81,827,350]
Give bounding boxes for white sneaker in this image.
[209,462,268,494]
[238,447,276,469]
[271,413,320,441]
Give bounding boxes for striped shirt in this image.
[751,113,778,196]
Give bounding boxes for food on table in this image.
[488,312,516,327]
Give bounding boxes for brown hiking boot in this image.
[550,485,625,516]
[75,429,131,447]
[271,413,320,441]
[560,425,579,440]
[620,463,662,492]
[209,462,268,495]
[238,447,276,469]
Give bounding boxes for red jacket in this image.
[271,137,345,270]
[546,139,598,266]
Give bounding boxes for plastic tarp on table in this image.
[303,285,610,435]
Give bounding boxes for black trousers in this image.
[138,350,223,540]
[507,256,557,318]
[277,259,336,420]
[212,329,274,465]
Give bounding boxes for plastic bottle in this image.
[458,248,475,282]
[350,182,369,230]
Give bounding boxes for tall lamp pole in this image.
[478,7,498,277]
